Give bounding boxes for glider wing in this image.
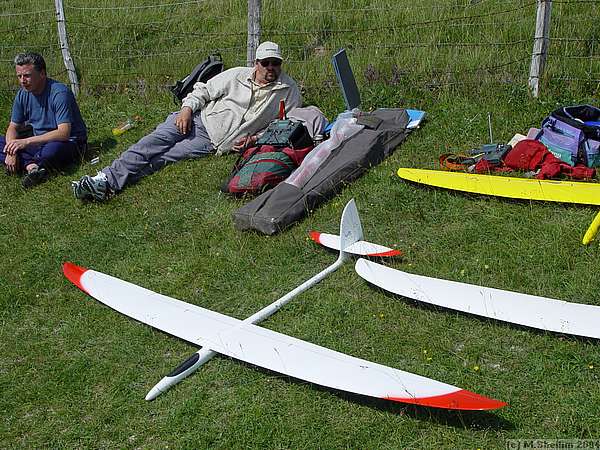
[63,262,504,410]
[355,258,600,340]
[397,168,600,206]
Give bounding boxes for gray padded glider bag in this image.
[232,108,410,235]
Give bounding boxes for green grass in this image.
[2,0,600,448]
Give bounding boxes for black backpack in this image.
[169,54,224,103]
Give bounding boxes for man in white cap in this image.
[72,41,301,201]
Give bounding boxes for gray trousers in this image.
[102,112,214,191]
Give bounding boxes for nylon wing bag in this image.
[232,108,410,234]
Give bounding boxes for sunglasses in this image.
[258,59,282,68]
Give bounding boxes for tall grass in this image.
[0,0,597,100]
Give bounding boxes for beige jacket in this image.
[181,67,302,154]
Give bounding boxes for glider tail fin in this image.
[339,198,364,261]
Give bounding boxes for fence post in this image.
[528,0,552,98]
[247,0,262,67]
[54,0,79,96]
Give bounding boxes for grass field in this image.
[1,0,600,448]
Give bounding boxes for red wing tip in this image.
[62,262,90,294]
[309,231,322,244]
[368,249,403,257]
[386,389,507,411]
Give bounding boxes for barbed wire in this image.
[553,76,600,83]
[74,47,244,62]
[63,15,234,28]
[29,0,557,18]
[0,65,67,79]
[551,37,600,43]
[0,3,536,40]
[68,53,531,81]
[551,54,600,60]
[318,40,533,50]
[291,75,529,92]
[551,0,600,4]
[0,21,55,34]
[62,20,247,38]
[267,0,521,14]
[264,14,536,36]
[67,39,531,63]
[0,0,597,96]
[65,0,210,11]
[56,0,527,15]
[0,8,55,17]
[0,43,55,50]
[422,55,531,75]
[76,72,529,93]
[59,18,535,41]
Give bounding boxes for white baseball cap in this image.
[255,41,283,61]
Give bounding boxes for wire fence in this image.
[0,0,597,104]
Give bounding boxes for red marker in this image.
[278,99,285,119]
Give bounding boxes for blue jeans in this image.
[102,112,215,191]
[0,135,82,172]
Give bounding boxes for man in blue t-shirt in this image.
[1,52,87,188]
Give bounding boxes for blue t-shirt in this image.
[11,78,87,141]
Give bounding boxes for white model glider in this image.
[309,231,402,257]
[63,200,505,411]
[355,258,600,340]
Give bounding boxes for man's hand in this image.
[232,135,258,152]
[174,107,193,135]
[4,153,18,174]
[4,138,29,155]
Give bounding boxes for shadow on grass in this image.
[327,387,513,431]
[84,136,118,163]
[59,136,118,177]
[221,357,514,430]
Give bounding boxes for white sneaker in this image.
[71,171,110,201]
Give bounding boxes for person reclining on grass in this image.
[72,41,301,202]
[1,52,88,188]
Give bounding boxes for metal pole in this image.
[54,0,79,96]
[246,0,262,66]
[528,0,552,98]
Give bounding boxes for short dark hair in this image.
[14,52,46,74]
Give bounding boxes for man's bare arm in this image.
[5,122,19,143]
[4,122,71,155]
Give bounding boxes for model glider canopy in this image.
[355,258,600,340]
[62,262,505,410]
[309,231,402,257]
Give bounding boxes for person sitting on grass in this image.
[71,41,301,202]
[1,52,87,188]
